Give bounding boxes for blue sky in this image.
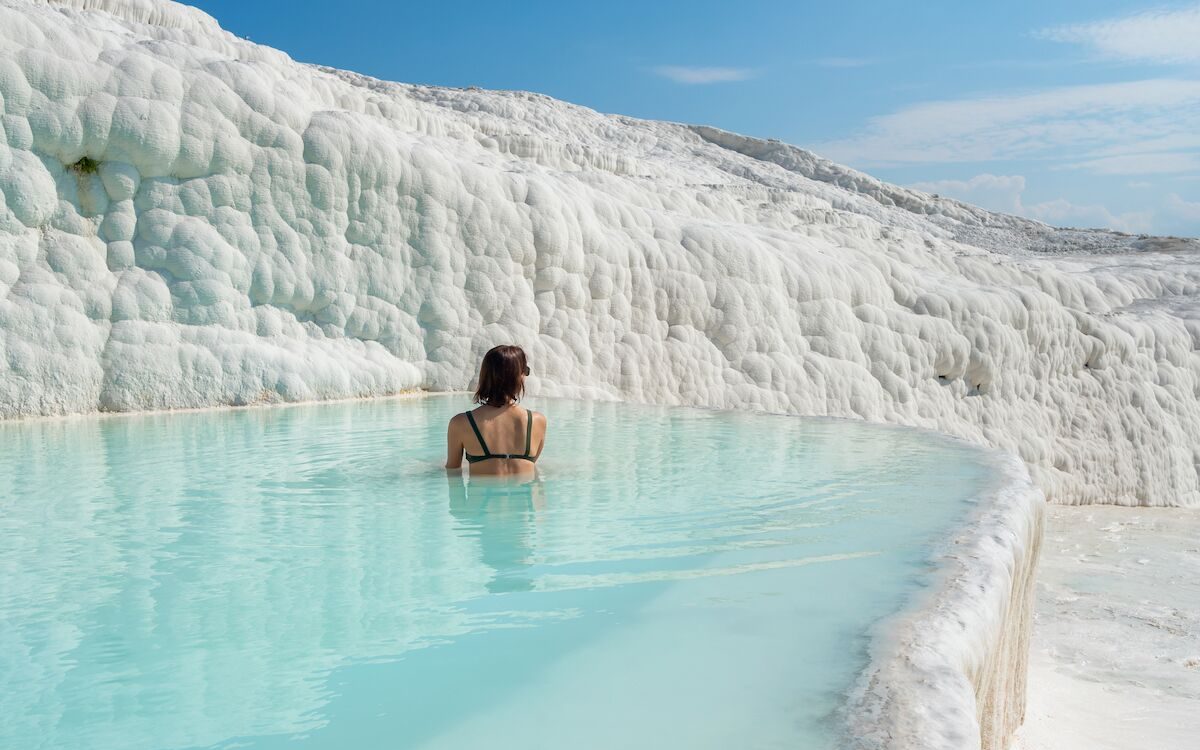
[187,0,1200,237]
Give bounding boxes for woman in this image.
[445,345,546,476]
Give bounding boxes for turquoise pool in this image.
[0,396,994,749]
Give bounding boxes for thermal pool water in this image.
[0,396,1000,749]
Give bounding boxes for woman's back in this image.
[448,405,546,476]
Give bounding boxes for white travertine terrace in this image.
[844,452,1045,750]
[0,1,1196,748]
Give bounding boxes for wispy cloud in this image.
[1167,193,1200,220]
[1066,152,1200,175]
[1036,5,1200,64]
[909,173,1027,213]
[952,57,1094,71]
[814,57,875,68]
[909,172,1154,232]
[814,79,1200,172]
[651,65,756,84]
[1023,198,1153,233]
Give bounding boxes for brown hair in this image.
[473,345,529,406]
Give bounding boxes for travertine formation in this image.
[6,1,1183,749]
[845,453,1044,750]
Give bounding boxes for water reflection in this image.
[446,474,546,593]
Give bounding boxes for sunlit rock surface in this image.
[6,2,1188,749]
[1,0,1198,511]
[1014,505,1200,750]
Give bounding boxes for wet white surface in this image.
[1015,504,1200,750]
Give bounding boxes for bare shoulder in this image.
[447,412,467,429]
[533,410,547,428]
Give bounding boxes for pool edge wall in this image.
[843,451,1045,750]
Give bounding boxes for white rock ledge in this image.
[845,450,1045,750]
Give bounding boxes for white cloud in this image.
[815,57,874,68]
[1128,181,1153,189]
[909,173,1027,214]
[814,79,1200,170]
[1083,132,1200,158]
[1037,6,1200,64]
[1066,151,1200,175]
[651,66,755,84]
[1023,198,1153,234]
[1167,193,1200,220]
[908,172,1153,232]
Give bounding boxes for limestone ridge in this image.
[1,0,1198,506]
[690,124,1200,256]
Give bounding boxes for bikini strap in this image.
[524,410,533,457]
[465,411,490,456]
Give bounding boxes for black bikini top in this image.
[464,410,537,464]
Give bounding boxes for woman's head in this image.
[473,345,529,406]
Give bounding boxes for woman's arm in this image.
[445,416,464,470]
[533,412,548,459]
